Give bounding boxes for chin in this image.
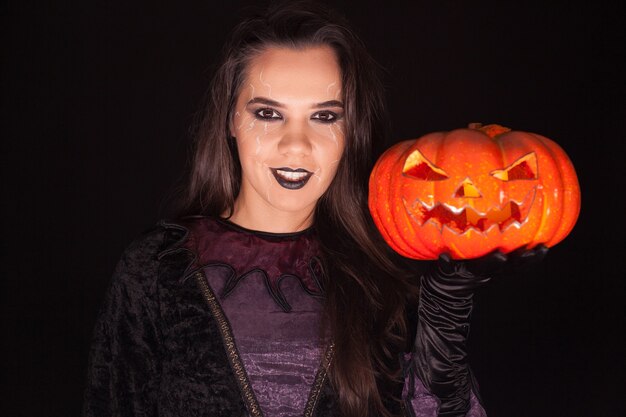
[271,196,319,214]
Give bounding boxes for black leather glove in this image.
[437,245,549,289]
[411,245,548,416]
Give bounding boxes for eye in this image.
[254,108,282,120]
[491,152,538,181]
[402,149,449,180]
[311,111,341,123]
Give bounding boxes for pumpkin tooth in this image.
[497,188,537,231]
[453,210,467,232]
[487,201,512,225]
[518,187,536,223]
[418,199,435,210]
[443,203,464,214]
[466,207,482,225]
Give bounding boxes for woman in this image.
[84,2,515,416]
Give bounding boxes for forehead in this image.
[241,46,342,101]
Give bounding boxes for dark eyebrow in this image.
[314,100,343,109]
[247,97,284,108]
[246,97,343,109]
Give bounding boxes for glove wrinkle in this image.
[412,246,548,416]
[413,271,473,416]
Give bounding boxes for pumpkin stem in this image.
[468,123,511,139]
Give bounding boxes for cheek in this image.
[234,115,282,157]
[310,120,345,159]
[316,124,343,150]
[311,124,345,183]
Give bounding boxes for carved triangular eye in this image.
[491,152,538,181]
[403,149,449,180]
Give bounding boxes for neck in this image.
[225,196,316,234]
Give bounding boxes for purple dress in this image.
[185,217,486,417]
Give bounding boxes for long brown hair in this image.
[181,2,413,415]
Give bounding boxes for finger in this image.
[520,244,549,263]
[509,244,530,259]
[438,252,453,263]
[469,249,507,275]
[487,249,508,264]
[437,252,456,275]
[534,244,549,261]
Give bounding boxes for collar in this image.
[179,216,324,312]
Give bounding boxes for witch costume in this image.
[83,217,486,417]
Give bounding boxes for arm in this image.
[407,246,547,416]
[83,234,164,417]
[408,257,484,417]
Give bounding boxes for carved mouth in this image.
[270,167,313,190]
[404,188,537,234]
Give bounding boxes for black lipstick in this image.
[270,167,313,190]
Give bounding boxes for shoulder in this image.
[110,220,196,289]
[117,221,182,265]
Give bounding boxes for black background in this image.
[2,1,624,416]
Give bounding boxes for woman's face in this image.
[229,46,345,230]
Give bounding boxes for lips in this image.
[270,167,313,190]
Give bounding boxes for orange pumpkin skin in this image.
[368,124,581,260]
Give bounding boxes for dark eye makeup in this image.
[254,108,282,120]
[251,107,343,123]
[311,110,342,123]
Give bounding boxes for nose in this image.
[455,178,481,198]
[278,121,313,156]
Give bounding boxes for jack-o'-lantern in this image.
[369,123,580,260]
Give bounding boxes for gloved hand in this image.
[411,245,548,416]
[435,244,549,294]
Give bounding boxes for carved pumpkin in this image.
[369,123,580,260]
